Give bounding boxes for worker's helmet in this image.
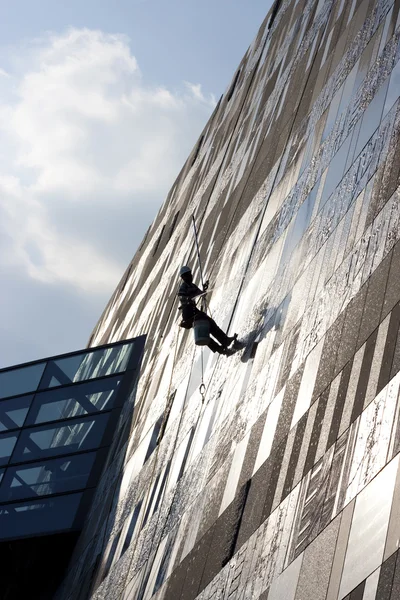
[179,265,192,276]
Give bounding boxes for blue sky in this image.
[0,0,273,368]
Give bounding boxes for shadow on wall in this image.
[240,292,291,363]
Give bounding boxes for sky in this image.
[0,0,273,368]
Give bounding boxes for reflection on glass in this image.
[11,414,109,462]
[383,59,400,118]
[0,492,83,540]
[0,395,33,431]
[320,133,352,207]
[39,343,133,389]
[353,36,375,95]
[0,452,97,502]
[354,78,389,158]
[321,86,342,142]
[0,434,18,466]
[338,60,359,116]
[0,364,45,400]
[339,457,398,598]
[27,376,122,425]
[280,186,317,266]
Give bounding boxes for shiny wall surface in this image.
[57,0,400,598]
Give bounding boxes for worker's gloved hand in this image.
[203,280,209,291]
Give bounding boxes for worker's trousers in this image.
[195,311,231,353]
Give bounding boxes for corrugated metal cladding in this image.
[56,0,400,598]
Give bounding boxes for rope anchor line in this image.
[192,214,208,402]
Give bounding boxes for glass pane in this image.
[0,396,33,431]
[0,364,45,399]
[383,59,400,118]
[0,492,83,540]
[354,79,389,158]
[39,343,134,389]
[0,434,18,466]
[0,452,97,502]
[11,414,109,462]
[26,376,122,425]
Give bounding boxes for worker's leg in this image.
[207,316,232,348]
[206,338,221,353]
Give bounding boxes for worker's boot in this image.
[226,334,237,346]
[227,334,245,350]
[232,338,246,350]
[219,346,235,356]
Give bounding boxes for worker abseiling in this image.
[177,265,243,356]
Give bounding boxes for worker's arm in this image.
[178,281,204,299]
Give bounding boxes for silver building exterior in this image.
[57,0,400,598]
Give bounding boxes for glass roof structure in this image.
[0,336,145,542]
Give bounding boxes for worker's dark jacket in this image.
[178,281,204,326]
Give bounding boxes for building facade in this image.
[57,0,400,599]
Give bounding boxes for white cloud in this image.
[0,28,215,294]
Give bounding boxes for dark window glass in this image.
[227,69,241,102]
[39,343,133,389]
[0,451,97,502]
[121,265,133,292]
[153,537,173,595]
[268,0,283,29]
[121,500,142,555]
[191,137,204,166]
[0,363,45,399]
[0,492,83,540]
[144,416,163,463]
[152,225,165,257]
[138,226,150,251]
[153,462,170,515]
[0,395,33,431]
[168,211,180,238]
[102,530,122,580]
[11,414,109,463]
[26,376,122,425]
[0,434,18,466]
